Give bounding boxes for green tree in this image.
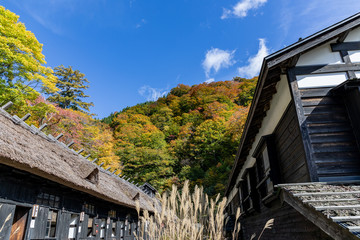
[0,6,57,106]
[47,65,94,112]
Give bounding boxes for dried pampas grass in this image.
[135,180,228,240]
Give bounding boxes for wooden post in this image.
[1,101,13,110]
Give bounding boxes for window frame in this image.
[45,209,58,238]
[252,134,280,204]
[240,167,260,214]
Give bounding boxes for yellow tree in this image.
[0,6,57,106]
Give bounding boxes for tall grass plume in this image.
[135,180,227,240]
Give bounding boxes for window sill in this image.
[261,191,277,206]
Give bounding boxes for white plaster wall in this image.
[342,26,360,62]
[296,40,343,66]
[227,75,291,203]
[349,50,360,63]
[296,72,348,88]
[344,26,360,42]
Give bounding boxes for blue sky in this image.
[2,0,360,118]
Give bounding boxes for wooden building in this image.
[225,12,360,240]
[0,105,158,239]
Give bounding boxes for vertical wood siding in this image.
[299,87,360,181]
[274,102,309,183]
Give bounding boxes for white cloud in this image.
[138,85,168,102]
[202,48,236,78]
[204,78,215,84]
[222,0,267,19]
[238,38,269,78]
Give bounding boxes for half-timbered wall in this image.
[0,164,139,240]
[288,26,360,182]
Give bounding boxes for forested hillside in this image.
[105,78,257,196]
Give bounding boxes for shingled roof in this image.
[279,182,360,240]
[0,105,158,212]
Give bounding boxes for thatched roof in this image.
[0,107,158,212]
[279,182,360,239]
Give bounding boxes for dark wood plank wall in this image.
[299,87,360,181]
[240,201,332,240]
[273,102,309,183]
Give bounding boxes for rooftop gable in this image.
[226,12,360,195]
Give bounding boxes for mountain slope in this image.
[106,77,257,196]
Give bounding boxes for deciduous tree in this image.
[0,6,57,100]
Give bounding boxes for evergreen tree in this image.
[47,65,94,112]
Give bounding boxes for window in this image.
[68,214,78,240]
[240,167,261,213]
[108,210,116,218]
[86,168,99,184]
[45,210,58,238]
[83,203,95,215]
[241,172,252,211]
[253,135,280,203]
[36,193,60,208]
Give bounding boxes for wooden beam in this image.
[21,113,31,121]
[1,101,13,110]
[282,190,358,240]
[315,205,360,210]
[292,63,360,75]
[55,133,63,140]
[347,226,360,232]
[337,30,350,43]
[303,198,359,203]
[287,68,319,182]
[331,41,360,51]
[332,216,360,221]
[293,191,360,197]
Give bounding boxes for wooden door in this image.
[0,203,16,239]
[10,206,29,240]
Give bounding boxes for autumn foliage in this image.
[107,77,257,196]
